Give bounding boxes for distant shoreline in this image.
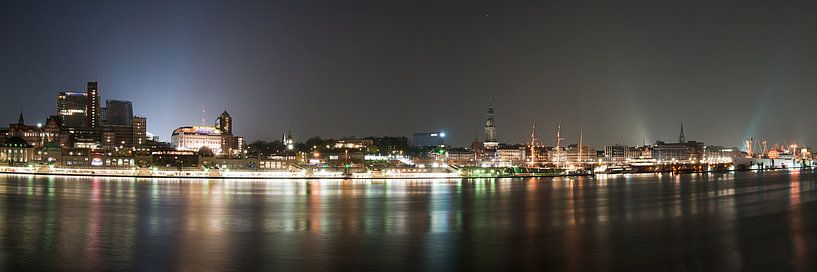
[1,166,811,180]
[0,171,460,180]
[0,167,583,180]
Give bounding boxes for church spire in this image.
[17,110,24,125]
[484,99,496,143]
[679,122,685,143]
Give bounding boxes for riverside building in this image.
[171,111,244,157]
[171,126,224,154]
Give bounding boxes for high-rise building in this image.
[483,101,498,149]
[57,92,87,128]
[215,111,232,135]
[100,107,107,126]
[105,100,133,127]
[85,81,100,128]
[132,117,147,146]
[216,111,244,157]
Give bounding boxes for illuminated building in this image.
[215,111,245,157]
[0,137,34,166]
[604,144,651,161]
[702,145,740,163]
[652,141,703,162]
[43,116,61,143]
[483,101,498,149]
[603,144,628,162]
[39,141,62,163]
[332,139,373,149]
[63,127,101,149]
[321,150,365,165]
[171,126,224,154]
[627,146,652,159]
[412,131,445,147]
[151,149,199,168]
[221,135,245,158]
[170,110,244,157]
[61,147,138,168]
[105,100,133,127]
[60,148,94,167]
[72,136,100,149]
[101,130,116,148]
[100,125,135,148]
[446,150,477,166]
[216,111,235,155]
[85,81,100,128]
[56,91,87,128]
[651,123,703,162]
[132,117,147,146]
[215,111,232,135]
[283,130,294,150]
[258,159,287,169]
[8,112,47,148]
[496,146,527,164]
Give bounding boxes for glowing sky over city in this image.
[1,0,816,147]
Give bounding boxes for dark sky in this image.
[2,0,816,148]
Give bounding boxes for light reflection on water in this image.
[1,171,817,271]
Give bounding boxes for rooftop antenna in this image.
[201,105,206,126]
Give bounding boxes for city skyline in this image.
[0,81,805,149]
[2,0,817,148]
[3,2,817,270]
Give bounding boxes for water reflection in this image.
[0,172,816,270]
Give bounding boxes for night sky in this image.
[1,0,816,148]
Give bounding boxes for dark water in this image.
[1,171,817,271]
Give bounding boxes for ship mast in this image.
[578,129,583,164]
[529,118,537,165]
[555,121,563,167]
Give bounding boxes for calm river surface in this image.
[2,171,817,271]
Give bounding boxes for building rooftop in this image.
[172,126,222,136]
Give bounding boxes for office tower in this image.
[57,92,87,128]
[85,81,100,128]
[105,100,133,127]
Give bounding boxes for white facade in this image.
[497,148,526,163]
[171,127,223,154]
